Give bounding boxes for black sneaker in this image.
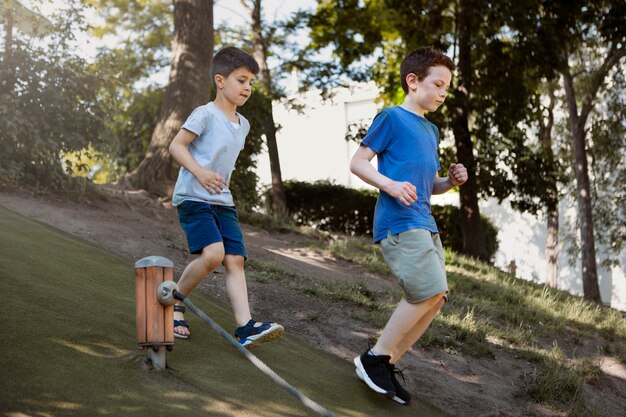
[353,351,396,398]
[235,320,284,349]
[388,363,411,405]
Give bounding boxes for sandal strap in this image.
[173,305,186,313]
[174,320,189,328]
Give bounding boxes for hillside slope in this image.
[1,186,624,417]
[0,204,446,417]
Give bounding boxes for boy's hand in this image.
[196,169,227,195]
[448,163,468,186]
[383,180,417,207]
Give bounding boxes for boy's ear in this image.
[405,73,418,91]
[214,74,224,89]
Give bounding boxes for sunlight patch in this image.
[51,339,130,358]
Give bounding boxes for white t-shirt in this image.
[172,102,250,207]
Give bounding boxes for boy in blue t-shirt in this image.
[168,46,283,348]
[350,47,468,404]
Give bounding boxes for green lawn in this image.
[0,205,448,417]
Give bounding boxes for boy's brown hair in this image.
[400,47,456,93]
[212,46,259,86]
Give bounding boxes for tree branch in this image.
[580,46,626,123]
[239,0,253,15]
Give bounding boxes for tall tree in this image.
[125,0,213,196]
[541,0,625,301]
[239,0,287,216]
[560,48,624,301]
[448,0,487,260]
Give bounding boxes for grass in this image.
[0,206,449,417]
[257,227,626,414]
[246,257,399,328]
[304,237,390,275]
[305,236,626,356]
[520,344,602,412]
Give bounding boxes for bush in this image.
[272,180,378,235]
[432,204,499,261]
[269,180,499,260]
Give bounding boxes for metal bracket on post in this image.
[135,256,175,370]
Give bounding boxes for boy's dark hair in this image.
[212,46,259,85]
[400,47,456,93]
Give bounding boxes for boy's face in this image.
[407,65,452,114]
[215,67,256,107]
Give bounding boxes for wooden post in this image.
[135,256,174,369]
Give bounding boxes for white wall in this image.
[254,84,626,311]
[256,83,380,190]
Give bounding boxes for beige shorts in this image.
[381,228,448,303]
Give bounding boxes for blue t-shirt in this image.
[172,102,249,207]
[361,106,441,242]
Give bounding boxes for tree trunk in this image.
[558,46,625,302]
[449,1,488,261]
[539,88,559,288]
[126,0,213,196]
[246,0,287,217]
[1,7,14,96]
[561,68,601,302]
[546,210,559,287]
[263,111,287,216]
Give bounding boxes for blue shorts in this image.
[177,200,247,258]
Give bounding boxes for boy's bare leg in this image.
[223,254,252,327]
[389,295,445,363]
[174,242,225,337]
[371,292,445,360]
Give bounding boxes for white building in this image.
[254,84,626,311]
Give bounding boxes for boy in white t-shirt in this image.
[168,46,283,348]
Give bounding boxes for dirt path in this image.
[1,186,623,417]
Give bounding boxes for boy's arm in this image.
[432,163,468,194]
[350,145,417,207]
[169,128,227,195]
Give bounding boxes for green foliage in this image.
[271,180,498,260]
[520,0,626,269]
[305,0,565,216]
[588,68,626,268]
[111,86,164,174]
[83,0,173,178]
[0,7,109,190]
[87,0,172,68]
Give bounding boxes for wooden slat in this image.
[154,266,165,343]
[163,267,174,344]
[145,266,157,344]
[135,267,146,344]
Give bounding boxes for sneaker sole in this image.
[356,368,408,405]
[353,356,396,399]
[241,324,284,349]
